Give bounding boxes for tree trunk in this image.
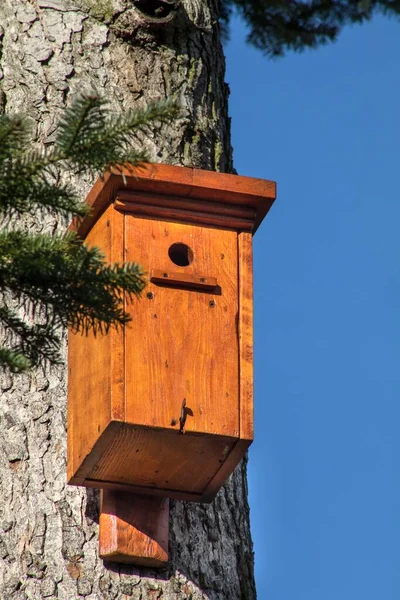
[0,1,256,598]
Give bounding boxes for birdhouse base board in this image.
[99,490,169,567]
[68,421,251,502]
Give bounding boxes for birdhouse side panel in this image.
[123,216,240,438]
[238,231,254,441]
[67,205,125,483]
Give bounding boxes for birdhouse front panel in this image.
[67,164,276,502]
[124,216,239,436]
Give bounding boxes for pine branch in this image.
[0,305,62,369]
[0,93,180,219]
[56,93,102,157]
[0,230,145,334]
[0,114,30,160]
[0,175,85,224]
[0,348,31,373]
[56,96,180,177]
[222,0,400,56]
[0,92,179,372]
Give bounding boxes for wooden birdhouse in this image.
[67,163,276,564]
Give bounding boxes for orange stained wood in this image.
[81,423,237,499]
[70,163,276,239]
[67,162,277,502]
[99,490,169,566]
[114,192,255,230]
[238,232,254,441]
[124,216,239,437]
[67,204,124,482]
[149,269,218,291]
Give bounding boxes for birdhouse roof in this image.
[70,163,276,238]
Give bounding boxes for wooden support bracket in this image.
[99,490,169,567]
[150,269,218,291]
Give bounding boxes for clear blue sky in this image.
[225,14,400,600]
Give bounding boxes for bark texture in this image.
[0,1,256,598]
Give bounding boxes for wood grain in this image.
[114,192,255,230]
[124,216,239,437]
[99,490,169,566]
[150,269,218,291]
[70,163,276,238]
[202,438,252,502]
[70,423,238,502]
[116,189,256,218]
[83,423,236,497]
[67,205,125,482]
[238,232,254,441]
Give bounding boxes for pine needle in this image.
[0,93,179,372]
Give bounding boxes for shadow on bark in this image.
[83,457,255,599]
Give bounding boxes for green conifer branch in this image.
[222,0,400,56]
[0,92,179,372]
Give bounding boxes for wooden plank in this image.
[67,205,124,481]
[99,490,169,567]
[133,163,276,204]
[69,414,248,502]
[238,232,254,441]
[83,479,205,502]
[150,269,218,291]
[68,420,120,485]
[114,199,254,231]
[110,208,125,422]
[201,438,252,502]
[69,420,238,501]
[70,163,276,238]
[115,190,257,219]
[124,216,240,437]
[86,423,236,496]
[74,434,250,503]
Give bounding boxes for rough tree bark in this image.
[0,1,256,598]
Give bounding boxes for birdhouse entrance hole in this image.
[168,242,193,266]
